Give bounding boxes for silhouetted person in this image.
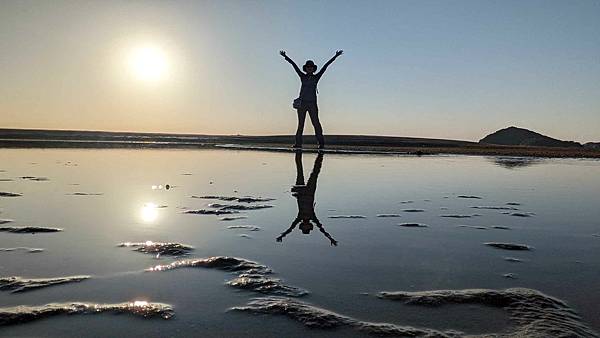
[280,50,343,149]
[277,152,337,246]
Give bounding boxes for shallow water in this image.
[0,148,599,337]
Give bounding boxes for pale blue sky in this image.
[1,0,599,141]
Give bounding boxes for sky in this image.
[1,0,599,142]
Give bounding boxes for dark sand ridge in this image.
[328,215,366,219]
[440,214,481,218]
[0,192,22,197]
[0,276,89,293]
[227,225,261,231]
[19,176,49,181]
[397,223,428,228]
[0,301,173,326]
[0,247,44,253]
[485,242,533,251]
[0,226,62,234]
[206,203,273,210]
[2,128,599,159]
[220,216,248,221]
[192,195,275,203]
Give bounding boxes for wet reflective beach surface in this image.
[0,148,599,337]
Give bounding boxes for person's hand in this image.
[330,239,338,246]
[280,50,287,58]
[335,50,343,57]
[276,236,283,242]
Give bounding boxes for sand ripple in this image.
[227,274,308,297]
[147,256,306,297]
[0,276,89,293]
[232,296,461,337]
[118,241,193,256]
[378,288,597,337]
[0,301,173,326]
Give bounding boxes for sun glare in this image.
[141,203,159,222]
[129,46,168,82]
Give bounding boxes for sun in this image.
[128,45,168,82]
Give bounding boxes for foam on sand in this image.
[0,226,62,233]
[0,276,89,293]
[0,219,14,225]
[0,301,173,326]
[231,296,461,336]
[118,241,193,256]
[378,288,597,337]
[485,242,533,251]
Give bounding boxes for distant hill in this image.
[480,126,581,148]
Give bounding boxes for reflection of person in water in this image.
[277,151,337,246]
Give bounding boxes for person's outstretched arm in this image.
[280,50,303,77]
[317,50,343,78]
[276,217,301,242]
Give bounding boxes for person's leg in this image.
[294,151,305,185]
[307,103,325,147]
[295,108,307,147]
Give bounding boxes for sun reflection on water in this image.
[141,203,159,222]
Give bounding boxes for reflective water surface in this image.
[0,148,599,337]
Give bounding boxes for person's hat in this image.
[303,60,317,72]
